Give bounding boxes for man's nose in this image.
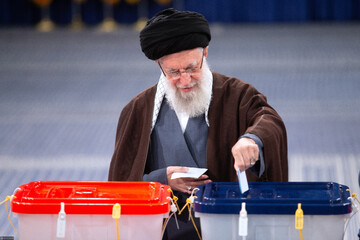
[179,72,192,85]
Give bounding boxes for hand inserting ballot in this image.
[232,137,259,172]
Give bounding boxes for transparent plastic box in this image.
[194,182,351,240]
[11,181,170,240]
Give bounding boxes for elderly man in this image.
[108,8,288,239]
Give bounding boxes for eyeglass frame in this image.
[157,49,204,79]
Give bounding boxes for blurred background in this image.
[0,0,360,239]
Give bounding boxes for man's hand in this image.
[167,166,212,194]
[232,137,259,172]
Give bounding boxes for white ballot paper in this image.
[237,168,249,194]
[171,167,207,179]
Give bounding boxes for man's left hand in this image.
[232,137,259,172]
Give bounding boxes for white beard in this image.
[164,59,212,117]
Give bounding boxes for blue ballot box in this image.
[194,182,352,240]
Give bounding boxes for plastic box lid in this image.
[11,181,170,215]
[194,182,351,215]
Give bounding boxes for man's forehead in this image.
[160,49,202,68]
[164,61,198,71]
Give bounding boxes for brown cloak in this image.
[108,72,288,182]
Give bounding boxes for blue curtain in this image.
[0,0,359,26]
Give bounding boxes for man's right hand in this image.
[166,166,212,194]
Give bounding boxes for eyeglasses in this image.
[158,49,204,80]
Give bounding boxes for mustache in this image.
[176,81,198,89]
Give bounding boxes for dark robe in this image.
[108,72,288,182]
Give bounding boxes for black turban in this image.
[140,8,211,60]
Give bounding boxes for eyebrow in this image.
[165,60,198,72]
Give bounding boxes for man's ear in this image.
[204,46,209,58]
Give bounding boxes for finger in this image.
[244,151,253,169]
[235,153,246,172]
[184,178,212,193]
[172,166,189,173]
[167,166,189,176]
[172,178,193,194]
[196,174,210,180]
[195,179,212,186]
[191,177,211,184]
[248,147,259,166]
[232,144,245,172]
[242,147,259,168]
